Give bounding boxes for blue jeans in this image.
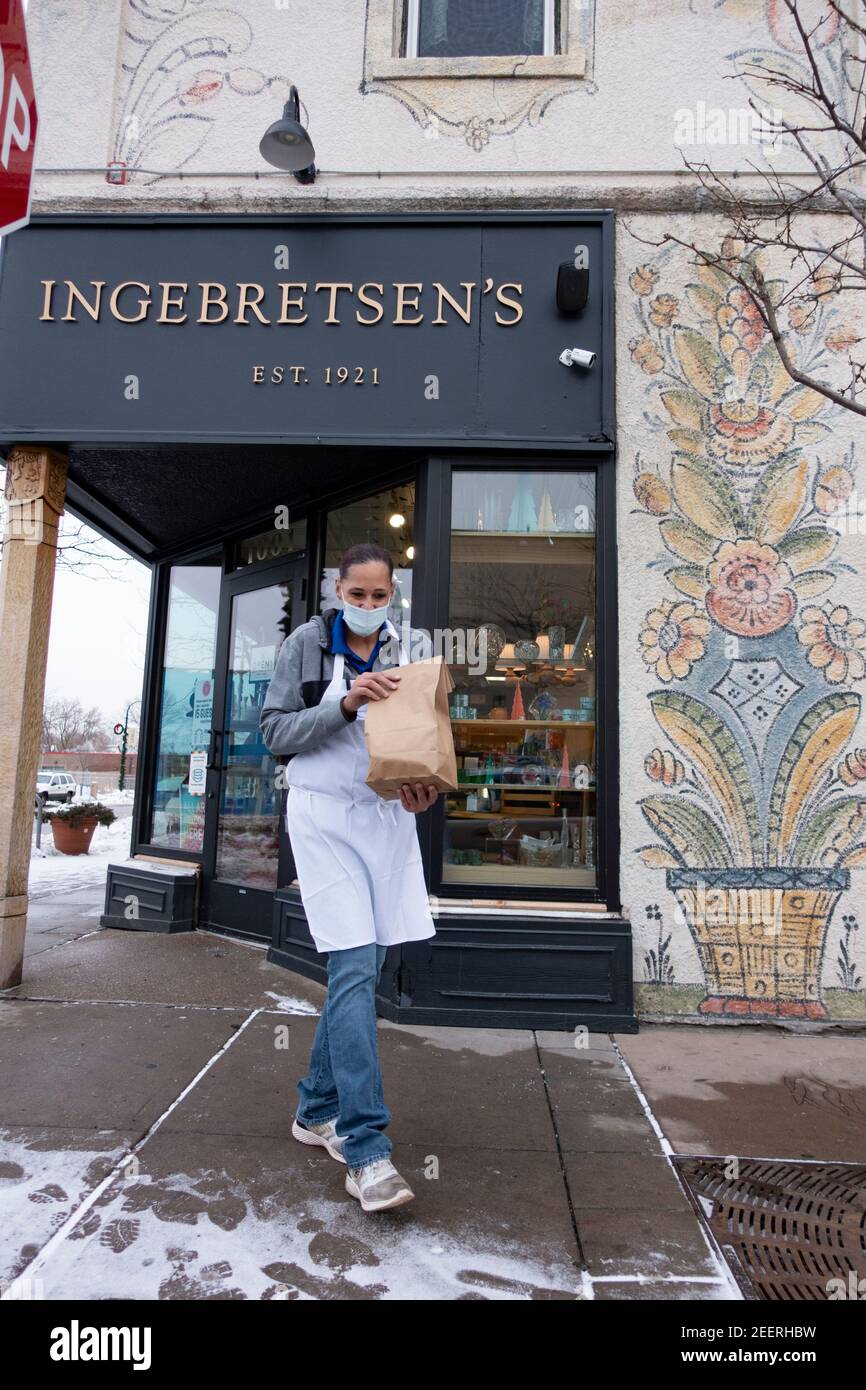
[295,942,392,1170]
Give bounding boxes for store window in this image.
[407,0,556,56]
[443,468,597,889]
[320,480,415,631]
[149,557,222,851]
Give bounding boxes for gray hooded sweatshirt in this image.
[259,607,434,758]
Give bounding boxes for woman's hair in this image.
[338,542,394,580]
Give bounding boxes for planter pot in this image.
[666,867,850,1020]
[50,816,99,855]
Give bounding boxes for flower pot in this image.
[667,867,850,1019]
[50,816,99,855]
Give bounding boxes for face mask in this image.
[341,597,391,636]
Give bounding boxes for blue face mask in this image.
[341,597,391,636]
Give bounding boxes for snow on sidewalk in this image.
[29,813,133,900]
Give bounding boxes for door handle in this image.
[206,727,224,770]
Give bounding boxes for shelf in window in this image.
[451,718,594,728]
[451,529,596,539]
[442,864,597,886]
[447,661,591,673]
[452,783,596,791]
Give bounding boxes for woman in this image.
[259,542,439,1213]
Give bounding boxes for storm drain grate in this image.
[673,1157,866,1300]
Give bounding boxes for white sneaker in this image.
[345,1158,415,1211]
[292,1115,347,1163]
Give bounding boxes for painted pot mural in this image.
[630,236,866,1018]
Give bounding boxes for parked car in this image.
[35,770,77,807]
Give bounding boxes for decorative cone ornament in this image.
[558,743,571,788]
[510,679,525,720]
[538,490,555,529]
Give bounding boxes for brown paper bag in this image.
[364,654,458,800]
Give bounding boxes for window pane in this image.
[320,481,415,631]
[418,0,545,57]
[444,468,597,890]
[149,559,222,851]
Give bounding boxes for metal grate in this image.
[674,1157,866,1300]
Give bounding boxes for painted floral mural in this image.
[111,1,294,184]
[628,237,865,1019]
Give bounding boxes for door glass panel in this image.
[214,581,297,890]
[444,468,597,889]
[149,558,221,851]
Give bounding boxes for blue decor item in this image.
[507,475,537,532]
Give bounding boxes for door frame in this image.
[198,554,308,939]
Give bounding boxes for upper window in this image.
[365,0,584,85]
[406,0,556,58]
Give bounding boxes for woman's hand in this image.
[342,668,401,713]
[399,782,440,813]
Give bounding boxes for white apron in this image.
[285,619,436,954]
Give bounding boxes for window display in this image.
[444,468,597,888]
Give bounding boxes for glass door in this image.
[200,559,306,939]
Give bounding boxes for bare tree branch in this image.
[627,1,866,416]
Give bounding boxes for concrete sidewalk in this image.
[1,898,862,1301]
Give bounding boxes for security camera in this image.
[559,347,596,368]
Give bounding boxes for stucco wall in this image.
[28,0,828,207]
[617,215,866,1023]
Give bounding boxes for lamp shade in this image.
[259,91,316,172]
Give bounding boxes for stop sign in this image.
[0,0,38,235]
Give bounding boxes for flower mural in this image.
[111,3,295,184]
[630,236,866,1019]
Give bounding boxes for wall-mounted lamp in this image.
[259,85,316,183]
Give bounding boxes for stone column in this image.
[0,446,68,989]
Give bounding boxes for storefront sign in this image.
[0,214,613,447]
